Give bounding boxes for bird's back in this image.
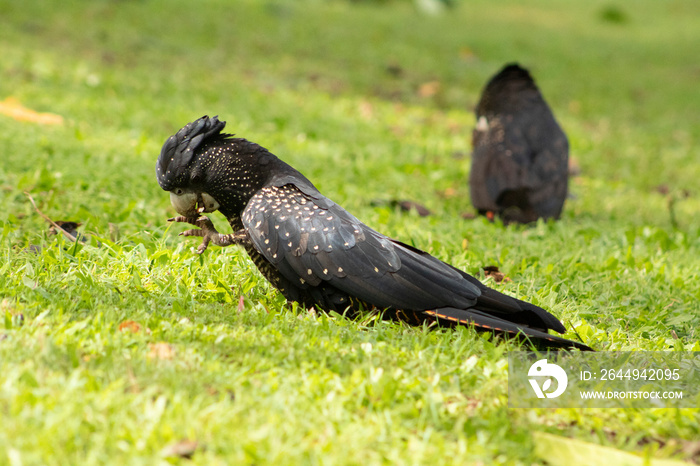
[470,64,569,223]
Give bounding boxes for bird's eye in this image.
[173,188,184,195]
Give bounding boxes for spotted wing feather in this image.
[242,184,488,311]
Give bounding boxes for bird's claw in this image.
[168,215,220,254]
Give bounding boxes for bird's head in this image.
[156,115,284,219]
[156,115,227,217]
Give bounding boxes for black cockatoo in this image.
[157,116,591,350]
[470,63,569,224]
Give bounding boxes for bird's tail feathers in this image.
[424,307,593,351]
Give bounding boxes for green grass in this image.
[1,0,699,464]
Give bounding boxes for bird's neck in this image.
[209,148,286,219]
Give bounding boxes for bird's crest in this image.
[156,115,228,190]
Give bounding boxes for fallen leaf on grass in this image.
[1,299,15,312]
[358,100,373,120]
[482,265,510,283]
[161,439,201,459]
[25,192,79,242]
[0,97,64,125]
[49,221,86,242]
[655,184,670,196]
[534,431,687,466]
[654,185,692,199]
[206,386,236,401]
[392,200,432,217]
[682,440,700,462]
[148,342,174,360]
[118,320,142,333]
[436,187,457,199]
[385,63,404,78]
[370,199,432,217]
[418,81,441,98]
[568,157,581,176]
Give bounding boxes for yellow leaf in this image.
[148,342,174,360]
[534,432,688,466]
[0,97,64,125]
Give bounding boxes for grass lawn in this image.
[1,0,699,463]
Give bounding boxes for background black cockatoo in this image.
[157,116,591,350]
[470,63,569,224]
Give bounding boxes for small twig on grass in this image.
[24,191,77,242]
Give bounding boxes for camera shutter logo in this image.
[528,359,568,399]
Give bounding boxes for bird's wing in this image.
[241,183,570,339]
[241,184,483,312]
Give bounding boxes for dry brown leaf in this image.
[359,100,373,120]
[534,432,689,466]
[418,81,441,98]
[161,439,201,459]
[393,200,432,217]
[1,299,15,312]
[118,320,142,333]
[0,97,64,125]
[682,440,700,461]
[437,187,457,199]
[48,221,82,239]
[568,157,581,176]
[148,342,174,360]
[654,184,670,196]
[483,265,511,283]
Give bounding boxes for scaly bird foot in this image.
[168,216,247,254]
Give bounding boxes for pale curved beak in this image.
[169,191,220,217]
